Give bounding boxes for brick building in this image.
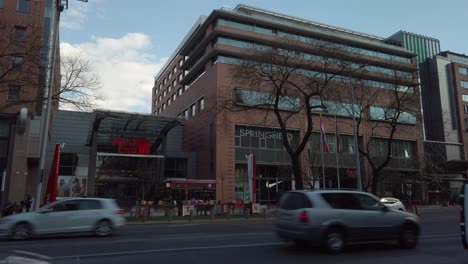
[0,0,61,206]
[152,5,423,203]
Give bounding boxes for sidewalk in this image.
[126,215,272,225]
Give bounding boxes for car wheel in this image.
[95,220,113,237]
[11,223,32,240]
[322,227,345,253]
[398,224,418,249]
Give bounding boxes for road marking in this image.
[0,231,274,248]
[53,242,283,259]
[421,234,458,238]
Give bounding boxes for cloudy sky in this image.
[59,0,468,113]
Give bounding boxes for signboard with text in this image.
[112,138,151,154]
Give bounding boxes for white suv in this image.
[275,190,420,253]
[0,198,125,240]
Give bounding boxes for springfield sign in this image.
[239,128,294,141]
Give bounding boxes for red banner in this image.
[112,138,151,154]
[44,144,61,204]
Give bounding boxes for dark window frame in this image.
[17,0,31,13]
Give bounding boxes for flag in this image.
[320,117,330,152]
[44,144,61,205]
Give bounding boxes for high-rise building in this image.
[152,5,422,202]
[421,51,468,200]
[0,0,61,206]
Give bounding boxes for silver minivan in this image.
[275,190,420,253]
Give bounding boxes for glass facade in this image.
[216,19,412,63]
[234,125,298,164]
[235,88,300,111]
[396,32,440,65]
[369,138,416,158]
[234,125,298,204]
[214,37,412,78]
[310,99,360,117]
[369,106,417,124]
[215,56,412,92]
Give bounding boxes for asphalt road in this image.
[0,207,463,264]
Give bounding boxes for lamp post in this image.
[34,0,89,210]
[350,84,363,191]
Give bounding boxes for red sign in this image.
[112,138,151,154]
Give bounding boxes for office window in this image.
[184,109,189,118]
[157,108,161,114]
[163,78,167,85]
[191,104,196,117]
[462,81,468,89]
[178,60,183,68]
[168,85,172,93]
[178,74,183,82]
[464,105,468,114]
[173,80,176,87]
[165,158,187,178]
[163,90,167,97]
[460,67,468,76]
[153,100,157,107]
[199,97,205,111]
[162,103,166,110]
[173,67,177,74]
[12,56,23,70]
[465,118,468,131]
[168,98,171,106]
[178,88,183,96]
[8,86,20,101]
[158,95,162,102]
[14,26,27,40]
[168,72,172,79]
[17,0,30,13]
[172,93,176,101]
[463,95,468,102]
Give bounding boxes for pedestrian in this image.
[24,194,32,212]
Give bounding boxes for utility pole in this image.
[34,0,89,210]
[35,1,61,211]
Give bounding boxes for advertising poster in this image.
[57,176,88,198]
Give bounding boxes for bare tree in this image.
[221,39,359,190]
[341,70,420,194]
[0,20,44,112]
[0,20,101,112]
[57,53,102,111]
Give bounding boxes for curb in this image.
[126,218,273,225]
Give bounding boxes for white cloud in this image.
[60,0,106,30]
[60,33,167,113]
